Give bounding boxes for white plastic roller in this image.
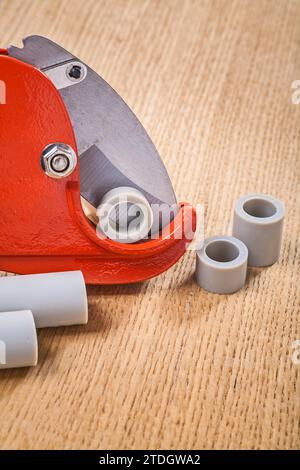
[0,310,38,369]
[96,186,154,243]
[0,271,88,328]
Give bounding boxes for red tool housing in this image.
[0,53,196,284]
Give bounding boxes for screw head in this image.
[66,62,87,83]
[41,143,77,179]
[68,65,83,80]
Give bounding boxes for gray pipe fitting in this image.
[232,194,284,267]
[196,236,248,294]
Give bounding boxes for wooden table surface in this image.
[0,0,299,450]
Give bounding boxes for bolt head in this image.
[41,143,77,179]
[66,62,87,83]
[68,65,83,80]
[50,155,70,173]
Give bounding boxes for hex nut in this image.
[41,143,77,179]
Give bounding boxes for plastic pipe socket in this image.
[0,271,88,328]
[232,194,284,267]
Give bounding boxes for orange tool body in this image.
[0,51,196,284]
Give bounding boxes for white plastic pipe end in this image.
[0,271,88,328]
[0,310,38,369]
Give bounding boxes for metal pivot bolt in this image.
[41,143,77,179]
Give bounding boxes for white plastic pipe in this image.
[0,271,88,328]
[0,310,38,369]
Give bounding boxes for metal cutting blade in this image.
[8,36,177,218]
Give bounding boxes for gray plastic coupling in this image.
[232,194,284,267]
[196,236,248,294]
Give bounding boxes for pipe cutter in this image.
[0,36,196,284]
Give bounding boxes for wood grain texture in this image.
[0,0,299,450]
